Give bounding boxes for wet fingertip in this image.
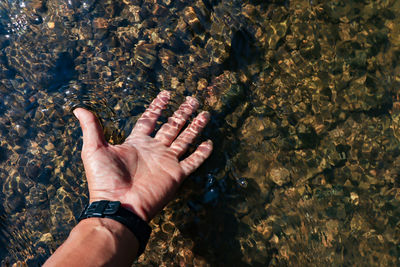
[200,111,211,120]
[159,90,171,101]
[186,96,199,107]
[72,108,81,120]
[201,139,213,149]
[160,90,170,96]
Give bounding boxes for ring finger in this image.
[170,111,210,157]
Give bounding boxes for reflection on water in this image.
[1,0,400,265]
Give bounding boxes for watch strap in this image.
[78,200,151,256]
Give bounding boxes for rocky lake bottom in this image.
[0,0,400,266]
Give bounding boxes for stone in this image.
[269,166,290,186]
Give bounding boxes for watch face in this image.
[104,201,122,215]
[84,200,121,217]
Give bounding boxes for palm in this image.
[74,91,212,221]
[84,135,184,220]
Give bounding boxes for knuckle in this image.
[161,124,172,133]
[183,133,194,143]
[85,116,98,127]
[174,110,188,120]
[190,123,201,132]
[194,118,207,127]
[184,128,196,138]
[168,116,182,127]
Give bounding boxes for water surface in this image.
[0,0,400,266]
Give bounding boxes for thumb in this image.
[73,108,107,150]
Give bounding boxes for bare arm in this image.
[44,218,138,267]
[44,91,213,266]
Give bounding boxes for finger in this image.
[170,111,210,157]
[154,96,199,146]
[73,108,107,150]
[129,90,170,137]
[180,140,213,177]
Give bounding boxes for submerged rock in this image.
[1,0,400,266]
[269,166,290,186]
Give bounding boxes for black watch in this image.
[78,200,152,257]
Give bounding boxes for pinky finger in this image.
[180,140,213,177]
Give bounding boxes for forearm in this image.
[44,218,139,267]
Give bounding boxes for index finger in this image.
[128,91,170,137]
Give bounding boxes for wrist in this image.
[75,217,137,242]
[120,202,149,222]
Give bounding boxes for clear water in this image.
[0,0,400,266]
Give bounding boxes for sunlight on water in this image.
[0,0,400,266]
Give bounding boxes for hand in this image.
[73,91,213,221]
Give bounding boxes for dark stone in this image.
[225,28,256,71]
[47,51,78,91]
[0,146,7,163]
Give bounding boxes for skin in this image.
[44,91,213,266]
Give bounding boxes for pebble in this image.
[269,167,290,186]
[350,192,359,205]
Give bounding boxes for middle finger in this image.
[154,96,199,146]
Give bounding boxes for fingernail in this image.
[72,109,80,120]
